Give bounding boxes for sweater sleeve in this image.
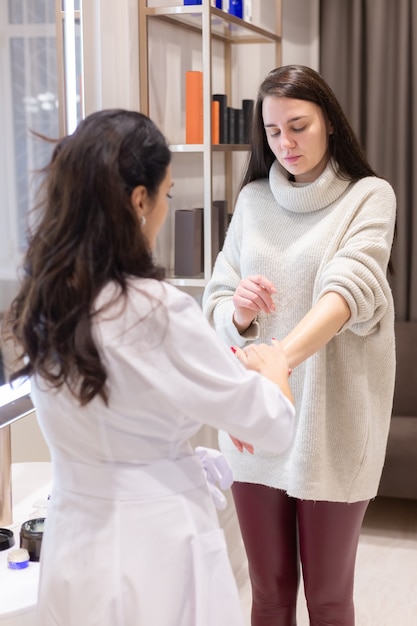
[202,190,260,346]
[316,178,396,335]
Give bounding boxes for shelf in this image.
[144,6,280,45]
[167,277,206,288]
[169,143,249,152]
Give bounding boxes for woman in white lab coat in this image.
[5,110,294,626]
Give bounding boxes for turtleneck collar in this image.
[269,159,351,214]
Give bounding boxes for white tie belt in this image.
[52,455,206,501]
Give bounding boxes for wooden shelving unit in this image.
[138,0,282,286]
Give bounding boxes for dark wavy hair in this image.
[5,109,171,405]
[241,64,377,189]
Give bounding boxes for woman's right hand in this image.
[232,275,277,332]
[228,342,294,453]
[233,342,294,405]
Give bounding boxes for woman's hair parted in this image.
[241,64,377,189]
[5,109,171,405]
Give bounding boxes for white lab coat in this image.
[32,279,294,626]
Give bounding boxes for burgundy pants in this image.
[232,482,369,626]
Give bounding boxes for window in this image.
[0,0,83,311]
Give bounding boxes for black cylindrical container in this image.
[20,517,45,562]
[0,527,15,551]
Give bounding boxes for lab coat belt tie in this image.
[52,455,207,501]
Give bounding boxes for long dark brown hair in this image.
[240,65,395,272]
[4,109,171,405]
[241,64,377,189]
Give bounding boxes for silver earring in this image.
[139,215,146,227]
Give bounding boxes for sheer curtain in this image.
[319,0,417,321]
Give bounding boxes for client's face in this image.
[262,96,332,183]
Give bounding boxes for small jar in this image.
[20,517,45,562]
[8,548,30,570]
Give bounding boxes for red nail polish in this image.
[230,346,237,353]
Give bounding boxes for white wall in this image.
[282,0,319,69]
[82,0,139,114]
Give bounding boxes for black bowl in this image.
[0,528,15,552]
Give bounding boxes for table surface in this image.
[0,462,51,619]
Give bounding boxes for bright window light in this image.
[63,0,78,134]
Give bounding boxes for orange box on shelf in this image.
[185,71,203,144]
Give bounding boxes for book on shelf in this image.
[212,200,229,250]
[212,94,228,143]
[185,71,203,144]
[227,107,236,144]
[210,203,221,262]
[174,208,203,277]
[235,108,245,144]
[174,201,229,276]
[242,98,254,143]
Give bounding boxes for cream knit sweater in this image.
[203,160,397,502]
